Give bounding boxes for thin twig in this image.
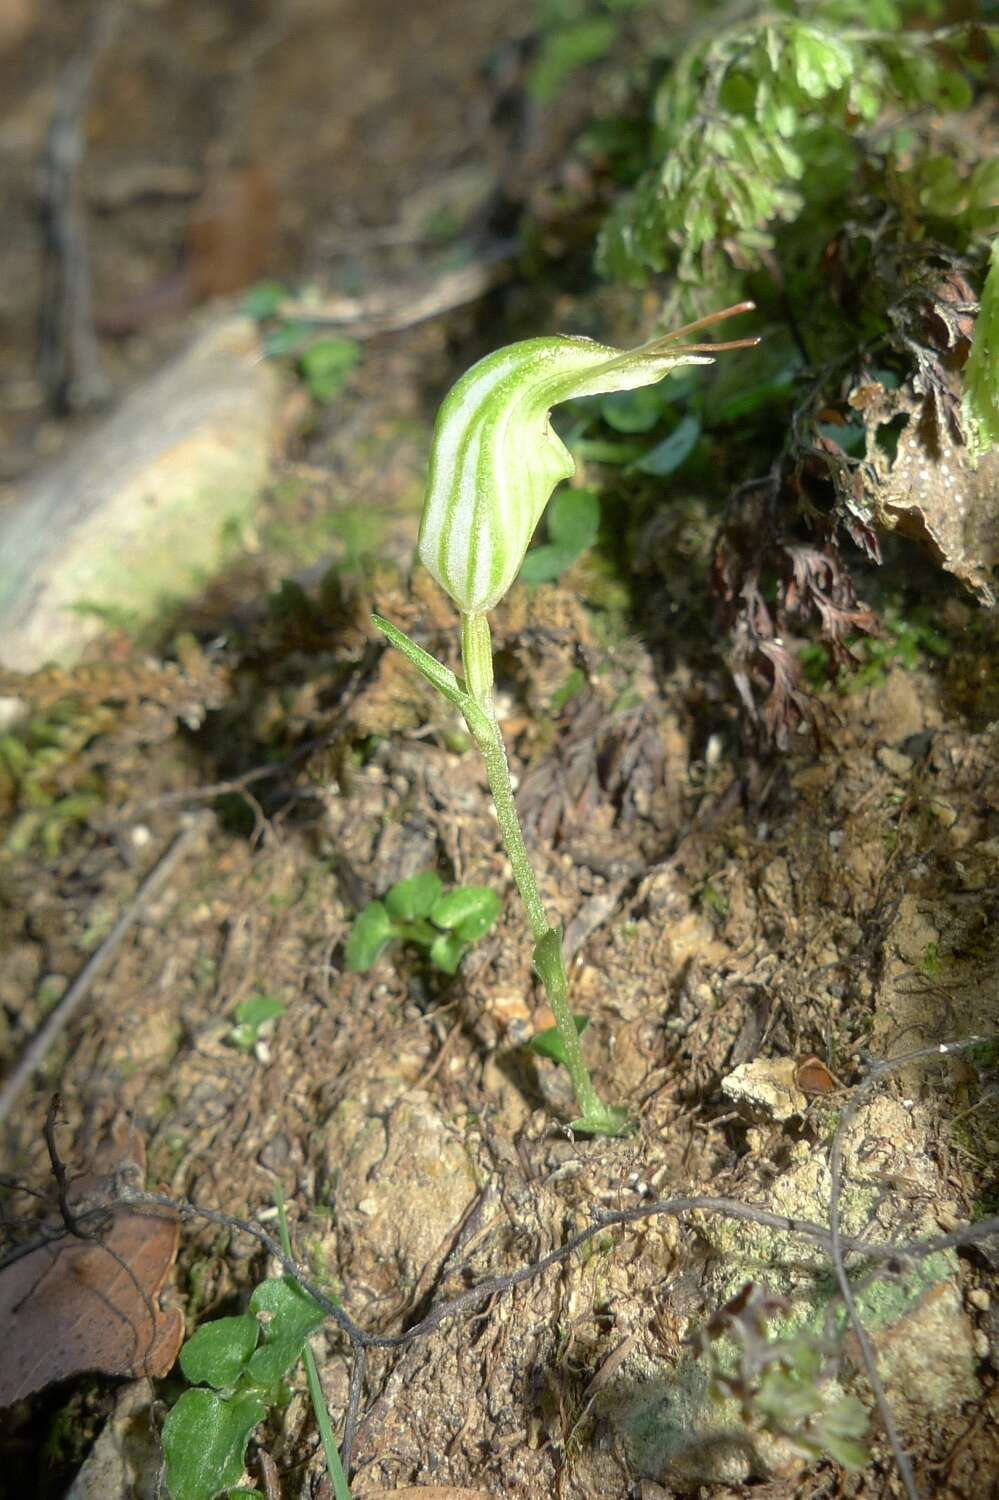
[23,1181,991,1358]
[39,2,121,411]
[0,814,209,1130]
[43,1094,91,1239]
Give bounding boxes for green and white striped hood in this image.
[417,332,714,615]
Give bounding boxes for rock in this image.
[877,746,914,776]
[0,315,280,673]
[721,1057,807,1123]
[63,1379,159,1500]
[329,1084,478,1288]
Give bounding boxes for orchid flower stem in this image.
[459,612,625,1135]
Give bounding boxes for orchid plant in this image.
[375,303,757,1135]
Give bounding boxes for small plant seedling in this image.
[345,871,501,975]
[163,1187,351,1500]
[298,338,361,404]
[698,1283,870,1471]
[374,303,757,1134]
[229,994,286,1052]
[161,1276,326,1500]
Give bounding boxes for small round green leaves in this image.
[345,873,502,975]
[417,330,721,614]
[344,899,395,973]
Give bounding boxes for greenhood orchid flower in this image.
[376,302,756,1135]
[418,303,757,615]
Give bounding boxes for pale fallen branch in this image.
[276,246,514,340]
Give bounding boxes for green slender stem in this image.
[459,612,621,1132]
[274,1185,352,1500]
[461,613,546,942]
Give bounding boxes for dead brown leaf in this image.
[849,368,999,605]
[0,1124,182,1406]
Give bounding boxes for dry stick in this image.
[0,814,209,1131]
[274,245,515,340]
[43,1094,93,1240]
[39,1,121,411]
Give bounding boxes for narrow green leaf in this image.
[632,415,701,475]
[344,901,395,973]
[385,871,443,921]
[179,1316,260,1391]
[527,1014,590,1065]
[163,1388,266,1500]
[371,615,466,711]
[271,1184,353,1500]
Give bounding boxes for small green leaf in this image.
[518,544,578,584]
[345,900,396,973]
[385,871,443,921]
[520,488,600,583]
[245,1277,327,1389]
[528,17,617,103]
[527,1014,590,1065]
[789,26,852,98]
[428,930,465,974]
[179,1316,260,1390]
[299,338,360,403]
[241,281,289,320]
[547,487,600,551]
[600,385,666,433]
[163,1387,266,1500]
[549,667,585,714]
[818,1395,870,1470]
[263,321,311,358]
[430,886,501,940]
[969,160,999,224]
[632,415,701,475]
[228,996,283,1056]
